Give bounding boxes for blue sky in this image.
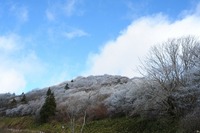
[0,0,200,94]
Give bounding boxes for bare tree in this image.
[66,97,80,133]
[139,36,200,116]
[66,91,98,133]
[80,92,95,133]
[189,44,200,85]
[141,36,200,92]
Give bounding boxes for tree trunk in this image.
[70,116,75,133]
[81,111,87,133]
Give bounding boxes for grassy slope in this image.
[0,116,182,133]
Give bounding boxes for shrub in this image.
[88,104,108,120]
[180,107,200,133]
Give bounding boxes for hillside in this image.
[0,75,130,117]
[0,74,200,132]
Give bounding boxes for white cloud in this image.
[0,34,44,94]
[125,0,149,19]
[85,5,200,78]
[0,68,26,94]
[46,0,83,21]
[63,29,89,39]
[63,0,77,16]
[0,34,21,52]
[20,7,28,22]
[46,10,55,21]
[10,4,29,22]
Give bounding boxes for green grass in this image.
[0,117,66,133]
[84,117,181,133]
[0,116,182,133]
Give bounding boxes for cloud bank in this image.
[86,5,200,78]
[0,34,44,94]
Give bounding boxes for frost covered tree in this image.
[189,44,200,86]
[140,36,200,116]
[66,91,96,133]
[39,88,56,123]
[141,36,200,91]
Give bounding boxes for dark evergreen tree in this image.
[47,88,51,96]
[64,83,70,90]
[11,98,17,106]
[39,88,56,123]
[21,93,27,104]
